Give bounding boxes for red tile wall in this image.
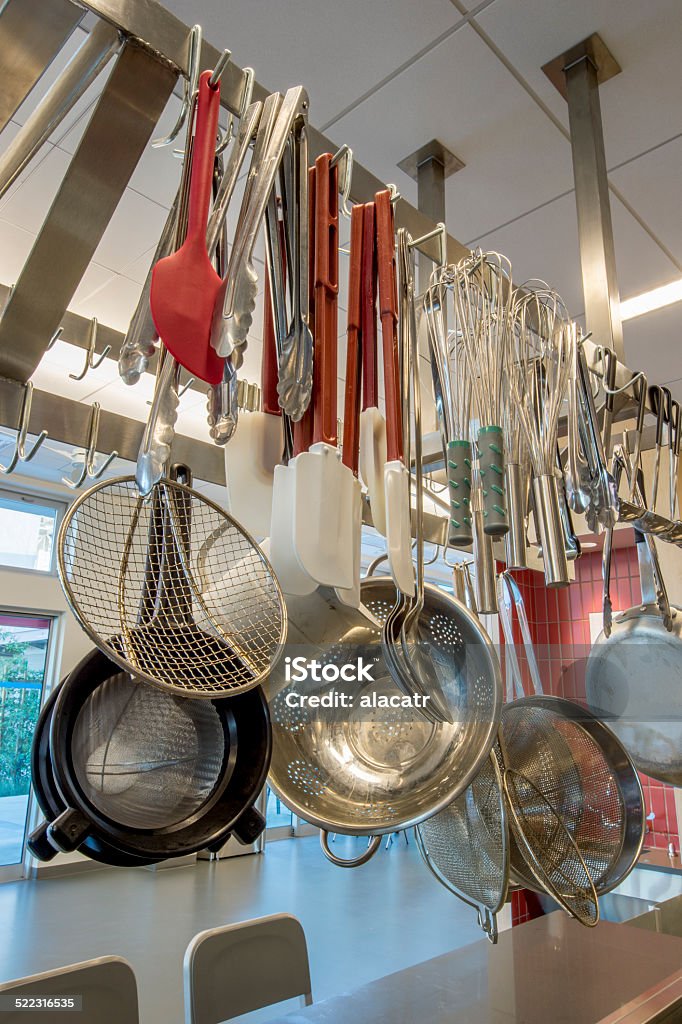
[505,539,678,924]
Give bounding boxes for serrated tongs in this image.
[210,86,309,361]
[573,336,619,532]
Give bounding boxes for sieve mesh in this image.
[71,673,226,829]
[58,476,285,697]
[502,702,625,892]
[417,749,508,916]
[504,769,598,926]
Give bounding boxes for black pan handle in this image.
[27,821,59,862]
[231,805,266,845]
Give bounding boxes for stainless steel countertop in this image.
[637,849,682,876]
[270,916,682,1024]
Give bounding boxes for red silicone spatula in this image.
[150,70,224,385]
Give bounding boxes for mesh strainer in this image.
[501,696,644,900]
[415,747,509,942]
[58,475,285,698]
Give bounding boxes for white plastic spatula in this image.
[376,189,414,597]
[358,201,388,537]
[335,204,365,608]
[225,273,282,538]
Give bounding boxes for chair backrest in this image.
[184,913,312,1024]
[0,956,138,1024]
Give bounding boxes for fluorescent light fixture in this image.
[620,278,682,321]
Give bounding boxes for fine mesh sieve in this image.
[503,768,599,927]
[58,475,285,698]
[501,696,644,899]
[416,747,509,942]
[71,672,226,829]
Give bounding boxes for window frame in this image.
[0,486,66,577]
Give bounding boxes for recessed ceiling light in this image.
[581,541,598,549]
[620,278,682,321]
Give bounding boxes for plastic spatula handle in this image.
[150,70,224,385]
[313,154,339,447]
[361,202,378,411]
[375,189,402,462]
[343,204,364,474]
[293,165,316,457]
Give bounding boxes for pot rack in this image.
[0,0,678,549]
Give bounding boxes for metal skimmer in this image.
[58,475,285,698]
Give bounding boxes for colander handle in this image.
[320,831,381,867]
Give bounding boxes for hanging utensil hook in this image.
[68,318,111,381]
[216,66,254,156]
[409,222,447,268]
[0,382,48,475]
[153,24,202,149]
[63,402,117,489]
[330,144,353,218]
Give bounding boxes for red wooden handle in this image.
[313,155,339,447]
[186,71,221,245]
[361,202,378,411]
[375,189,402,462]
[262,261,280,416]
[294,166,316,456]
[343,205,364,473]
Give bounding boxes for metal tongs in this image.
[569,335,619,532]
[210,86,309,361]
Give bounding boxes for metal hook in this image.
[146,375,194,406]
[152,24,202,149]
[69,318,111,381]
[387,183,401,204]
[216,66,253,155]
[408,222,447,268]
[62,402,117,488]
[0,382,48,475]
[330,144,353,218]
[209,48,232,89]
[46,326,63,351]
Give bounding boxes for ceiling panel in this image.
[90,189,169,275]
[68,269,141,333]
[331,24,575,245]
[609,136,682,267]
[0,218,36,285]
[622,302,682,390]
[0,144,72,234]
[162,0,461,127]
[472,0,682,168]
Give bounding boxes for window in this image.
[0,612,52,869]
[0,490,62,574]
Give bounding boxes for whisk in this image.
[509,281,573,586]
[451,250,514,537]
[423,272,474,547]
[502,389,529,569]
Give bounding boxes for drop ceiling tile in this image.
[85,373,156,422]
[119,246,155,287]
[91,189,169,274]
[127,95,187,209]
[473,0,682,167]
[609,136,682,267]
[49,56,117,155]
[65,261,113,311]
[622,302,682,388]
[0,218,35,284]
[69,271,142,334]
[162,0,461,127]
[331,24,575,245]
[30,353,116,404]
[0,144,72,234]
[611,197,679,300]
[0,120,56,208]
[39,339,120,387]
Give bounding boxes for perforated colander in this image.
[58,475,286,698]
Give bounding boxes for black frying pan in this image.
[28,646,271,865]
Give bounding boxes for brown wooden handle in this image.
[375,189,402,462]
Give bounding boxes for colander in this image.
[267,576,502,866]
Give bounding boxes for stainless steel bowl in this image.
[266,577,503,837]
